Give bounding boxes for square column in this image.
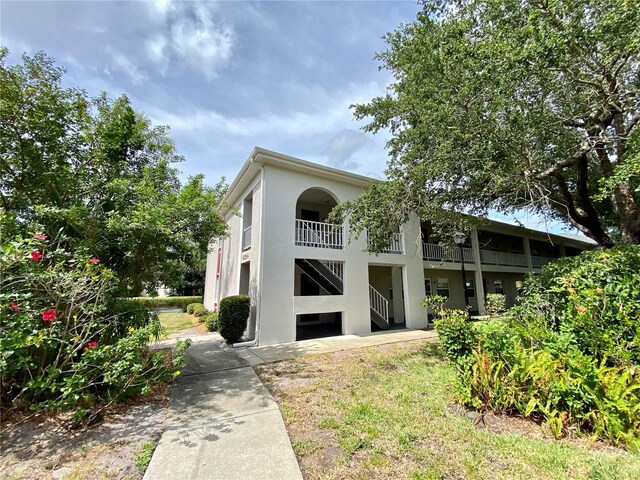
[470,228,485,315]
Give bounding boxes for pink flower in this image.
[33,233,48,240]
[11,301,20,312]
[42,308,56,322]
[88,257,100,264]
[30,250,43,262]
[87,341,99,350]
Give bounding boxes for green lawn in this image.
[157,312,196,338]
[255,340,640,480]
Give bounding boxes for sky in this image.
[1,0,579,235]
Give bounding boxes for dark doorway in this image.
[296,312,342,341]
[301,209,320,222]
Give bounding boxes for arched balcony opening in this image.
[294,188,344,249]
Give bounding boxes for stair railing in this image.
[368,285,389,324]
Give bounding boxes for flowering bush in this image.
[1,232,189,413]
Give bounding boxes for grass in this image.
[134,441,157,474]
[255,340,640,480]
[157,312,199,338]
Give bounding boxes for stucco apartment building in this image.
[204,148,595,346]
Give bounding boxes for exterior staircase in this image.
[295,259,343,294]
[295,220,390,330]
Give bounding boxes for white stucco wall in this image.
[204,148,594,346]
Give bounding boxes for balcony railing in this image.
[422,243,474,263]
[381,233,404,254]
[532,255,556,268]
[479,249,529,267]
[242,226,252,250]
[295,219,344,249]
[422,242,557,269]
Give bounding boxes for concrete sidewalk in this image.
[144,335,302,480]
[145,328,436,479]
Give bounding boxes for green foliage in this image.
[0,49,228,295]
[434,310,477,368]
[345,0,640,245]
[103,298,154,342]
[191,304,207,318]
[218,295,250,344]
[484,293,506,317]
[129,296,202,312]
[186,303,199,314]
[421,294,448,317]
[437,247,640,447]
[513,245,640,366]
[0,231,188,413]
[134,441,157,474]
[203,312,219,332]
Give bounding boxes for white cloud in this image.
[169,5,234,80]
[145,35,169,74]
[143,2,234,80]
[323,129,369,168]
[106,47,149,85]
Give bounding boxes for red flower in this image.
[87,341,99,349]
[11,301,20,312]
[33,233,48,240]
[88,257,100,264]
[30,250,43,262]
[42,308,56,322]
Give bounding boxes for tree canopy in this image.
[1,48,227,294]
[338,0,639,247]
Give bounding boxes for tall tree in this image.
[1,48,227,294]
[341,0,639,247]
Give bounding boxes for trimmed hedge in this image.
[218,295,250,343]
[128,296,202,312]
[203,313,219,332]
[186,303,199,314]
[192,304,207,317]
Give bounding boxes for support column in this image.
[470,228,485,315]
[391,266,405,324]
[343,227,371,335]
[559,244,566,257]
[523,236,533,272]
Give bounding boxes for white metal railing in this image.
[295,219,344,249]
[319,260,343,280]
[479,249,530,267]
[380,232,404,254]
[369,285,389,323]
[422,243,474,263]
[531,255,556,268]
[242,226,252,250]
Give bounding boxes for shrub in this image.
[436,246,640,448]
[421,294,448,318]
[128,296,203,312]
[186,303,199,314]
[104,298,155,342]
[218,295,250,343]
[484,293,506,317]
[191,304,207,317]
[0,233,189,413]
[513,244,640,366]
[203,313,219,332]
[434,309,477,367]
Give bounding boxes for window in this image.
[436,278,450,298]
[216,248,222,278]
[494,279,504,295]
[464,279,475,298]
[424,278,432,296]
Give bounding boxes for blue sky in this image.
[1,0,578,235]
